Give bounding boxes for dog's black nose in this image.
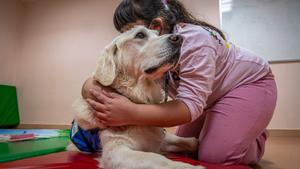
[168,35,183,45]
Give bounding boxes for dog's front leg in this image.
[160,132,199,153]
[72,98,105,130]
[99,145,204,169]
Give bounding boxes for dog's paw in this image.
[184,137,199,152]
[169,161,205,169]
[173,165,205,169]
[192,165,206,169]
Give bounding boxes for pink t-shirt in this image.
[166,23,270,121]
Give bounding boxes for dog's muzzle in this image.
[144,34,183,75]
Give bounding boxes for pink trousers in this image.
[176,72,277,165]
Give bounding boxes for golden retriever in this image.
[72,26,205,169]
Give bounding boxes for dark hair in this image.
[113,0,226,40]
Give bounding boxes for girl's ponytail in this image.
[166,0,226,40]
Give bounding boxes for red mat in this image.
[0,151,251,169]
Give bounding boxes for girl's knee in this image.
[198,140,264,165]
[198,147,230,164]
[198,147,246,165]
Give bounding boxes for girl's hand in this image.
[86,89,136,127]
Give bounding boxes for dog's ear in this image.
[93,41,117,86]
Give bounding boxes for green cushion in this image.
[0,134,70,162]
[0,85,20,128]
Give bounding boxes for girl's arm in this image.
[86,89,191,127]
[133,100,191,127]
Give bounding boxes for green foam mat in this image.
[0,130,70,163]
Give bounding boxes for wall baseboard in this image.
[267,129,300,137]
[16,124,300,137]
[269,59,300,64]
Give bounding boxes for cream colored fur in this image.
[72,26,205,169]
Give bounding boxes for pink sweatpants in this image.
[176,72,277,165]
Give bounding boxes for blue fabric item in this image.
[70,121,101,152]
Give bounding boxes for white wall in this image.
[0,0,299,129]
[221,0,300,61]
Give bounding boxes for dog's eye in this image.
[135,32,146,39]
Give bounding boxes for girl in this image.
[71,0,277,165]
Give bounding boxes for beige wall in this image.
[0,0,22,85]
[184,0,220,28]
[268,63,300,130]
[17,0,120,125]
[0,0,299,129]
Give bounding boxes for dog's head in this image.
[94,25,183,86]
